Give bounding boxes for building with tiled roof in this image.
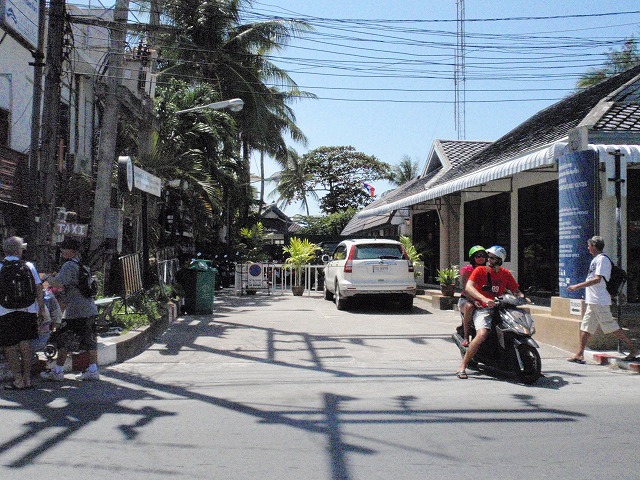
[345,65,640,302]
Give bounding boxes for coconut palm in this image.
[157,0,314,225]
[270,147,318,216]
[390,154,420,186]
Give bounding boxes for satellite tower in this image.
[454,0,466,139]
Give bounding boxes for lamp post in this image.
[176,98,244,114]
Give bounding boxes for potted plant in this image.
[436,265,460,297]
[282,237,320,296]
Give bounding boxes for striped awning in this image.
[358,141,567,218]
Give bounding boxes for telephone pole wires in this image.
[89,0,130,258]
[35,0,66,270]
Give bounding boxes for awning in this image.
[358,141,568,218]
[589,144,640,163]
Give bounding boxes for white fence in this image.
[234,262,325,295]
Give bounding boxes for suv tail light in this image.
[344,245,356,273]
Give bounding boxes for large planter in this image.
[292,285,305,296]
[440,284,456,297]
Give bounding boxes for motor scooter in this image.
[452,294,542,384]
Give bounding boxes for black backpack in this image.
[602,255,627,297]
[0,260,37,309]
[71,259,98,298]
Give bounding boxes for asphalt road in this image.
[1,291,638,480]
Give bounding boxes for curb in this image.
[0,303,178,381]
[589,352,640,373]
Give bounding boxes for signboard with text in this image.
[558,150,597,298]
[1,0,39,49]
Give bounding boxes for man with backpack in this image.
[40,237,100,381]
[566,236,638,364]
[0,236,46,390]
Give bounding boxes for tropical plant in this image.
[157,0,314,227]
[576,38,640,88]
[270,147,318,215]
[282,237,319,288]
[399,235,423,278]
[298,146,393,214]
[390,155,420,186]
[294,209,357,236]
[238,222,268,261]
[436,265,460,286]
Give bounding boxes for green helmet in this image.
[468,245,486,258]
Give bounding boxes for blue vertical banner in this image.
[558,150,597,298]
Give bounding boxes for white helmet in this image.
[486,245,507,265]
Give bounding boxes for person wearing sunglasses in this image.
[458,245,487,347]
[456,245,525,379]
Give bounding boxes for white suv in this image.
[322,239,416,310]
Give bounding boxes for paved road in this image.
[1,291,638,480]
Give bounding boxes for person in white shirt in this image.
[566,236,638,363]
[0,236,46,390]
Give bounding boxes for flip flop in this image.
[566,357,586,364]
[455,371,468,379]
[3,382,24,390]
[622,354,638,362]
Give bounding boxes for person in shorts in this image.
[40,237,100,381]
[0,236,46,390]
[456,245,525,379]
[458,245,487,347]
[566,236,638,364]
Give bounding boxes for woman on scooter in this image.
[456,245,525,379]
[458,245,487,347]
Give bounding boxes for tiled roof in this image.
[593,103,640,131]
[346,65,640,233]
[432,64,640,186]
[437,140,492,168]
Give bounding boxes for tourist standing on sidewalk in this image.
[0,236,46,390]
[41,237,100,381]
[567,236,638,364]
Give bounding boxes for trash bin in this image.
[177,260,217,314]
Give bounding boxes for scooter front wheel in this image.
[516,344,541,384]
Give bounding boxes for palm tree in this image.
[152,79,243,245]
[390,154,420,186]
[157,0,314,225]
[577,38,640,88]
[271,147,318,216]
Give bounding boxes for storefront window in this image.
[518,181,558,296]
[464,193,510,261]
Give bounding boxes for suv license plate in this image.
[373,265,389,273]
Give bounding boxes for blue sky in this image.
[240,1,640,215]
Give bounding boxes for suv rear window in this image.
[353,245,404,260]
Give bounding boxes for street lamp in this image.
[176,98,244,114]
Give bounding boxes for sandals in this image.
[566,357,586,364]
[622,353,639,362]
[455,371,468,379]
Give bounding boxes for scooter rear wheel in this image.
[516,344,541,384]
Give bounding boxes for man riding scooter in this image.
[456,245,526,379]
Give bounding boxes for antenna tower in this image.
[454,0,466,139]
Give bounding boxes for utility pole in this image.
[28,0,47,212]
[35,0,66,270]
[137,0,159,287]
[90,0,129,257]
